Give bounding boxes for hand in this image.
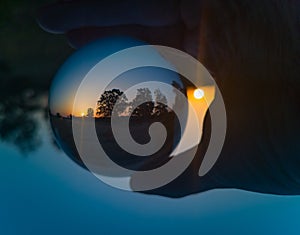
[37,0,300,197]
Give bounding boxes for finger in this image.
[37,0,181,34]
[183,28,201,58]
[180,0,202,30]
[66,23,185,49]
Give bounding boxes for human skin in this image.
[37,0,300,197]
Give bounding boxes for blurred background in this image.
[0,1,300,234]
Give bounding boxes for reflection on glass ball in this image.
[49,37,187,172]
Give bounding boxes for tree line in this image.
[96,88,169,118]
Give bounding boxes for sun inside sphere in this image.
[193,88,205,99]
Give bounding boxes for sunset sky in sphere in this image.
[49,37,185,117]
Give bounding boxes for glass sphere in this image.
[49,37,187,172]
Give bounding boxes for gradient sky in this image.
[49,37,146,117]
[49,38,184,117]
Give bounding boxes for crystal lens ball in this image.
[49,37,187,171]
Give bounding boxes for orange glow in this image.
[187,86,215,118]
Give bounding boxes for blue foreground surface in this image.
[0,116,300,235]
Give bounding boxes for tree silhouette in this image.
[96,89,128,117]
[0,60,45,153]
[96,88,171,118]
[131,88,154,118]
[86,108,94,117]
[171,80,186,111]
[153,89,169,116]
